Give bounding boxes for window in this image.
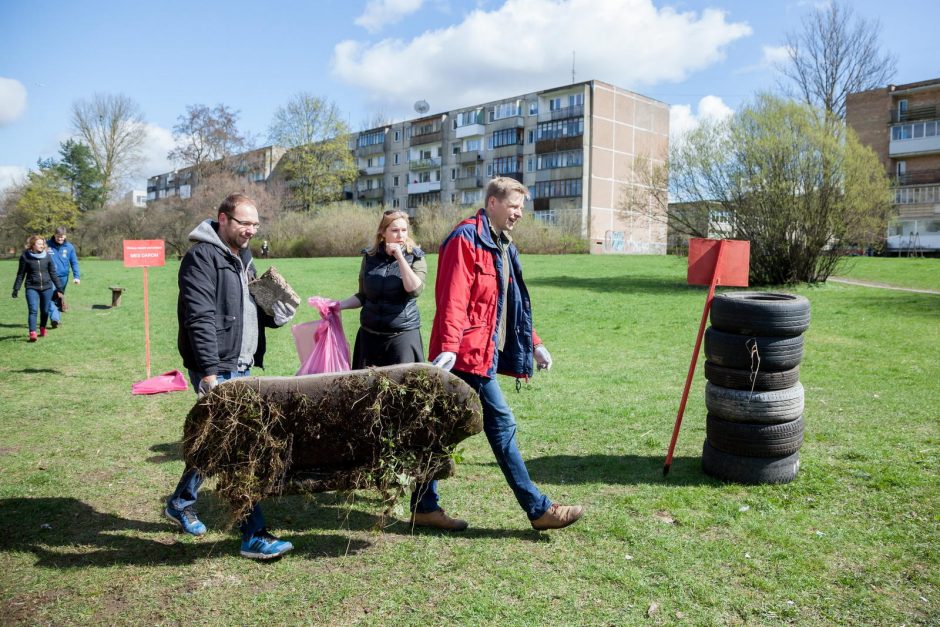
[536,117,584,140]
[493,156,522,175]
[357,130,384,148]
[394,153,400,165]
[537,149,583,170]
[491,100,521,121]
[451,168,457,181]
[896,161,906,177]
[392,198,400,208]
[526,157,534,172]
[393,175,400,187]
[532,178,582,198]
[455,109,484,127]
[452,142,461,155]
[491,128,523,148]
[464,138,482,152]
[898,99,908,115]
[528,101,538,116]
[394,130,401,142]
[527,130,534,144]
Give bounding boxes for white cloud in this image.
[333,0,751,112]
[0,165,28,193]
[132,123,176,189]
[355,0,424,34]
[0,77,28,126]
[669,95,733,139]
[736,44,791,74]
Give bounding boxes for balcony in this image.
[895,168,940,186]
[356,142,385,157]
[358,187,384,200]
[457,151,483,164]
[893,183,940,206]
[359,164,385,176]
[410,129,442,145]
[489,116,526,132]
[455,123,486,139]
[536,135,583,153]
[408,156,442,171]
[456,176,482,190]
[535,166,583,182]
[889,132,940,157]
[538,104,584,123]
[890,105,937,124]
[491,143,524,159]
[407,180,442,194]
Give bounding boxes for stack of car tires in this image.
[701,292,810,484]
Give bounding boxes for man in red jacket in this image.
[424,176,584,531]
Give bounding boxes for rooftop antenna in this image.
[572,50,576,84]
[414,100,430,115]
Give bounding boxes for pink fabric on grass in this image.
[292,296,350,375]
[132,370,188,395]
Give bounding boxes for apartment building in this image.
[352,80,669,254]
[847,77,940,252]
[147,145,286,202]
[147,80,669,254]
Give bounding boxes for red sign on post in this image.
[123,240,165,380]
[123,240,165,267]
[663,238,751,476]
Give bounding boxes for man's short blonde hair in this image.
[485,176,528,205]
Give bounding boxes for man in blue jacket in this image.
[46,227,80,327]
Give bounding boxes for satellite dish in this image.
[414,100,430,114]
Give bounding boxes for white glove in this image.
[534,345,553,371]
[73,278,81,285]
[272,300,296,326]
[197,376,219,398]
[431,351,457,372]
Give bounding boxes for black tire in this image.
[706,414,804,457]
[703,361,800,391]
[701,440,800,484]
[705,381,804,424]
[711,291,811,337]
[704,327,804,372]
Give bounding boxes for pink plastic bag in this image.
[132,369,189,395]
[292,296,351,375]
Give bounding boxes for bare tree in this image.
[776,1,896,119]
[70,93,147,197]
[168,103,250,171]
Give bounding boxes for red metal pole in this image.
[663,240,727,476]
[143,266,151,379]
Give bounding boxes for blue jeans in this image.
[168,369,266,539]
[25,287,54,332]
[424,370,553,520]
[48,277,68,323]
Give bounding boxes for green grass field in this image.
[1,254,937,625]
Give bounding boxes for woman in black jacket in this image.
[12,234,64,342]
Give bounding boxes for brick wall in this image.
[846,88,891,172]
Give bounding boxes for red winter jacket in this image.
[429,209,541,378]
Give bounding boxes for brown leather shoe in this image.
[410,509,468,531]
[531,504,584,530]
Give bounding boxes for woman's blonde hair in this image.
[367,210,418,255]
[25,235,44,250]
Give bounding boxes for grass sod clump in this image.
[183,364,483,525]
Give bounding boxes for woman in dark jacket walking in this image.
[12,235,64,342]
[332,211,464,530]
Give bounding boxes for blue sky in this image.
[1,0,938,193]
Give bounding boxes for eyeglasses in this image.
[228,216,261,229]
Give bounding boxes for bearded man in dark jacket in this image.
[165,192,297,560]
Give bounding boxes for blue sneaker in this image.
[240,529,293,560]
[164,506,207,536]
